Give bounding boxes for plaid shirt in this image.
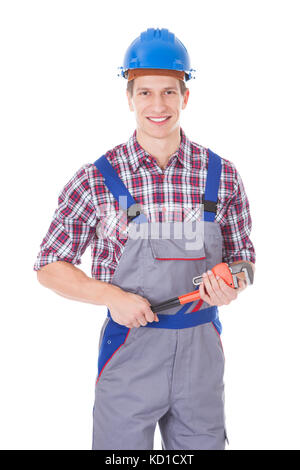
[33,128,256,282]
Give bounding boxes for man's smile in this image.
[146,116,171,125]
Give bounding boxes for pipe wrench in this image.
[151,261,254,313]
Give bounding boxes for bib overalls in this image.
[92,149,227,450]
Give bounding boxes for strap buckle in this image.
[126,203,143,222]
[203,199,217,213]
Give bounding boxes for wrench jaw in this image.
[239,266,251,286]
[229,262,254,287]
[193,262,254,289]
[229,266,242,289]
[231,272,239,289]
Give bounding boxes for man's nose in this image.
[150,93,168,110]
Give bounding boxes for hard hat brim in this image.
[127,68,185,82]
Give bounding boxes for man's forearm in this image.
[36,260,117,306]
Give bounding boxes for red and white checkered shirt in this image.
[33,127,256,282]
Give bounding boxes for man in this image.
[34,28,255,450]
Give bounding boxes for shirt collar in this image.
[126,127,193,173]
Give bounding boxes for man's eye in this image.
[139,91,175,96]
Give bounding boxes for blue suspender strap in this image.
[203,148,223,334]
[203,149,222,222]
[95,151,221,224]
[93,155,147,224]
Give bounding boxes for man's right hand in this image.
[36,261,159,328]
[106,285,159,328]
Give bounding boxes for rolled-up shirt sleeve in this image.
[33,164,97,271]
[221,166,256,265]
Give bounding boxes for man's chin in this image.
[142,122,174,138]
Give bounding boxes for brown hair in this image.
[127,79,188,97]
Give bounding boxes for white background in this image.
[0,0,299,450]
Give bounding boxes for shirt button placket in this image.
[158,173,165,223]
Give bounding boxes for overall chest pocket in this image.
[142,237,207,311]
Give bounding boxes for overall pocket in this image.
[142,236,207,311]
[96,320,137,385]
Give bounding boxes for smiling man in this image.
[34,28,256,450]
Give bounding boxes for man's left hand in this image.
[198,269,247,307]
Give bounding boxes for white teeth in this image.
[148,117,169,122]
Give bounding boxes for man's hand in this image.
[198,264,250,307]
[106,286,159,328]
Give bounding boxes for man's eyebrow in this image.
[135,86,178,92]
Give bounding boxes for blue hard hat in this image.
[118,28,195,81]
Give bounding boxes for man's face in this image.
[126,75,189,138]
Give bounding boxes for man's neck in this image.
[136,127,181,170]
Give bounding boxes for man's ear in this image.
[126,90,134,112]
[182,88,190,110]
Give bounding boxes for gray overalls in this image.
[92,149,227,450]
